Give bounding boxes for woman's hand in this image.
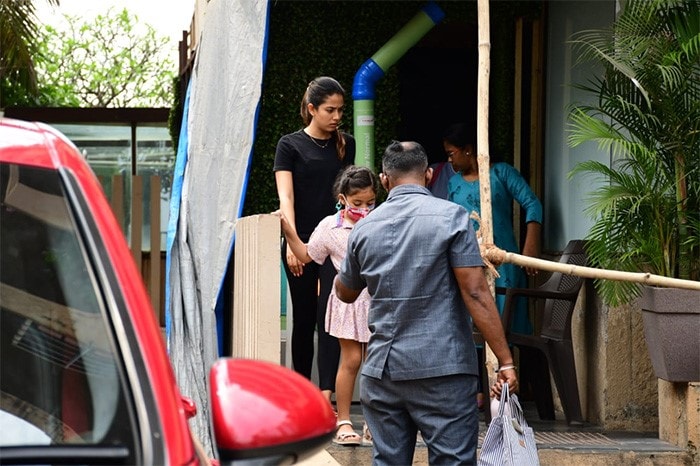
[272,209,293,236]
[272,209,308,274]
[286,244,304,277]
[274,171,303,275]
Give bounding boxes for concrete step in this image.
[322,404,693,466]
[326,434,691,466]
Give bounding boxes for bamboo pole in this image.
[476,0,499,387]
[481,245,700,291]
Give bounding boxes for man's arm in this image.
[453,266,518,393]
[334,276,362,303]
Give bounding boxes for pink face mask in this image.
[345,206,372,222]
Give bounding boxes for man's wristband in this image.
[495,364,516,373]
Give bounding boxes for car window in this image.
[0,163,136,452]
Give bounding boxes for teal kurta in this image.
[448,162,542,334]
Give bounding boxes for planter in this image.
[640,286,700,382]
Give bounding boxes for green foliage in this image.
[30,7,175,107]
[567,0,700,305]
[169,76,183,153]
[0,0,59,107]
[243,0,541,216]
[244,1,408,216]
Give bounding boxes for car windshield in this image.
[0,163,135,453]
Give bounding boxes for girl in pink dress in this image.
[278,165,378,446]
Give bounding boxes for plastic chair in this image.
[474,240,588,424]
[499,239,588,425]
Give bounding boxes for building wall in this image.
[544,0,658,432]
[543,0,615,251]
[544,0,611,426]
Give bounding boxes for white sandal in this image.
[333,420,361,446]
[362,423,373,446]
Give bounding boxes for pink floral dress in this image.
[307,212,371,343]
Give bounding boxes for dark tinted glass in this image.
[0,163,134,452]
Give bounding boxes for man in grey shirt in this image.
[336,141,517,465]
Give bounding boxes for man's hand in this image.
[453,266,519,401]
[489,368,518,398]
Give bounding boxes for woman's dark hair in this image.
[442,122,503,163]
[333,165,379,198]
[442,122,476,149]
[300,76,348,160]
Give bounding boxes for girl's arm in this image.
[275,170,305,276]
[278,212,313,267]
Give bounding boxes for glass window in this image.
[51,123,174,252]
[0,163,136,453]
[136,125,175,252]
[52,123,133,241]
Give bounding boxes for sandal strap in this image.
[336,420,354,428]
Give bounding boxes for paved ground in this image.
[320,400,693,466]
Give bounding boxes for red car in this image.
[0,118,336,465]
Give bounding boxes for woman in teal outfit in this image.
[443,122,542,335]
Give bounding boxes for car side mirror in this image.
[209,358,336,464]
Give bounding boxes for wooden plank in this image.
[513,17,524,244]
[111,175,124,232]
[529,18,545,199]
[3,107,170,123]
[131,175,143,272]
[476,0,499,386]
[513,17,523,172]
[232,214,281,363]
[149,176,162,323]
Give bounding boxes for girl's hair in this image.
[333,165,379,199]
[300,76,348,160]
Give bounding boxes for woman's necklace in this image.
[305,130,330,149]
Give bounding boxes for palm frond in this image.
[567,0,699,304]
[0,0,59,98]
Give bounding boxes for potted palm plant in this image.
[566,0,699,382]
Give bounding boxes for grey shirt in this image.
[338,184,484,381]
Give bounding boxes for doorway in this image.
[397,22,478,165]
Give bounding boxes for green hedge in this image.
[240,1,540,216]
